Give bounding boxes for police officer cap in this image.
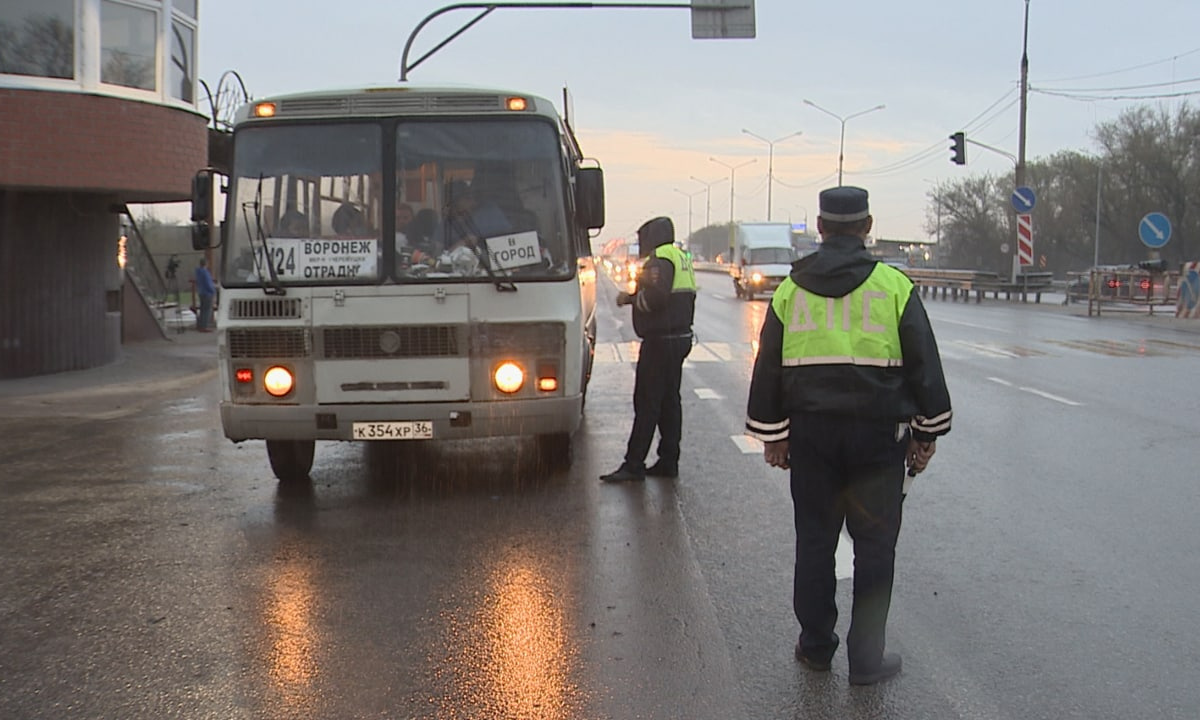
[819,186,870,222]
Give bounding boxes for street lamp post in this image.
[689,175,726,228]
[741,128,802,221]
[673,187,705,245]
[710,156,756,259]
[802,99,886,185]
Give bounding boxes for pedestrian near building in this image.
[600,216,697,483]
[744,186,952,685]
[194,257,216,332]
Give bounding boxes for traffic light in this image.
[949,132,966,165]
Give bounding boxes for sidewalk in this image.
[0,327,218,414]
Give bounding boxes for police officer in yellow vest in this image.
[745,186,952,685]
[601,216,697,483]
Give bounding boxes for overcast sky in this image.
[196,0,1200,247]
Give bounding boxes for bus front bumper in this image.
[220,395,583,442]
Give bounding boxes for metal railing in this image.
[117,204,173,335]
[1066,268,1181,317]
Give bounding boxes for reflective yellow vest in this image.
[771,265,912,368]
[652,244,698,293]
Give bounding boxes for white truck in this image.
[729,222,797,301]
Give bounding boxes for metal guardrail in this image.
[697,261,1055,304]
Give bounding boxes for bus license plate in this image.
[351,421,433,440]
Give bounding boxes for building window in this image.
[173,0,197,19]
[101,0,157,92]
[0,0,75,80]
[169,20,194,102]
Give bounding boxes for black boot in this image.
[600,465,645,483]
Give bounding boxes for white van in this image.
[729,222,797,300]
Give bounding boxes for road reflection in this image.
[259,534,322,715]
[432,551,583,719]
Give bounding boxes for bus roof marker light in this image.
[254,102,277,118]
[506,97,528,112]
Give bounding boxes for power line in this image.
[1038,46,1200,84]
[1031,87,1200,102]
[1033,76,1200,93]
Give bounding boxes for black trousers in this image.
[622,334,692,470]
[788,414,907,671]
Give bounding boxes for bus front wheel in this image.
[266,440,315,485]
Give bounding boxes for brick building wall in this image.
[0,88,207,202]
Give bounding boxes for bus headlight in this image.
[263,365,295,397]
[751,272,764,284]
[494,361,525,394]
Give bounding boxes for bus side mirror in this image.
[191,222,211,251]
[575,166,605,230]
[191,169,214,223]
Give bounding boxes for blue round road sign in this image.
[1011,186,1036,213]
[1139,212,1172,249]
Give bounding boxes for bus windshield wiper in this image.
[241,174,285,296]
[447,213,517,292]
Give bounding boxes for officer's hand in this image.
[906,438,936,475]
[764,440,789,470]
[615,291,632,306]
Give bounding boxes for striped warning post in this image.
[1016,213,1034,267]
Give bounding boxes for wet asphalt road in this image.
[2,271,1199,719]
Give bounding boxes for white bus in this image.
[191,85,605,485]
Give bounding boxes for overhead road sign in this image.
[400,2,757,81]
[691,0,756,38]
[1139,212,1171,249]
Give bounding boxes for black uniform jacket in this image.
[745,235,952,443]
[631,219,696,339]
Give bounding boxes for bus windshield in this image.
[222,118,572,287]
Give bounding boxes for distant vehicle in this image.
[729,222,797,300]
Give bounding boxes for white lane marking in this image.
[932,317,1013,333]
[732,434,762,454]
[954,340,1020,358]
[835,528,854,580]
[686,344,721,362]
[699,342,733,361]
[694,388,722,400]
[988,376,1082,406]
[1018,386,1083,406]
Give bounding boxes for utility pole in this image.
[710,156,755,259]
[1016,0,1030,189]
[689,175,726,228]
[673,187,704,246]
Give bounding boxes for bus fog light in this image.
[494,362,525,393]
[263,366,295,397]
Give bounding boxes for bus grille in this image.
[228,328,311,358]
[322,325,463,359]
[472,322,564,356]
[228,298,302,319]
